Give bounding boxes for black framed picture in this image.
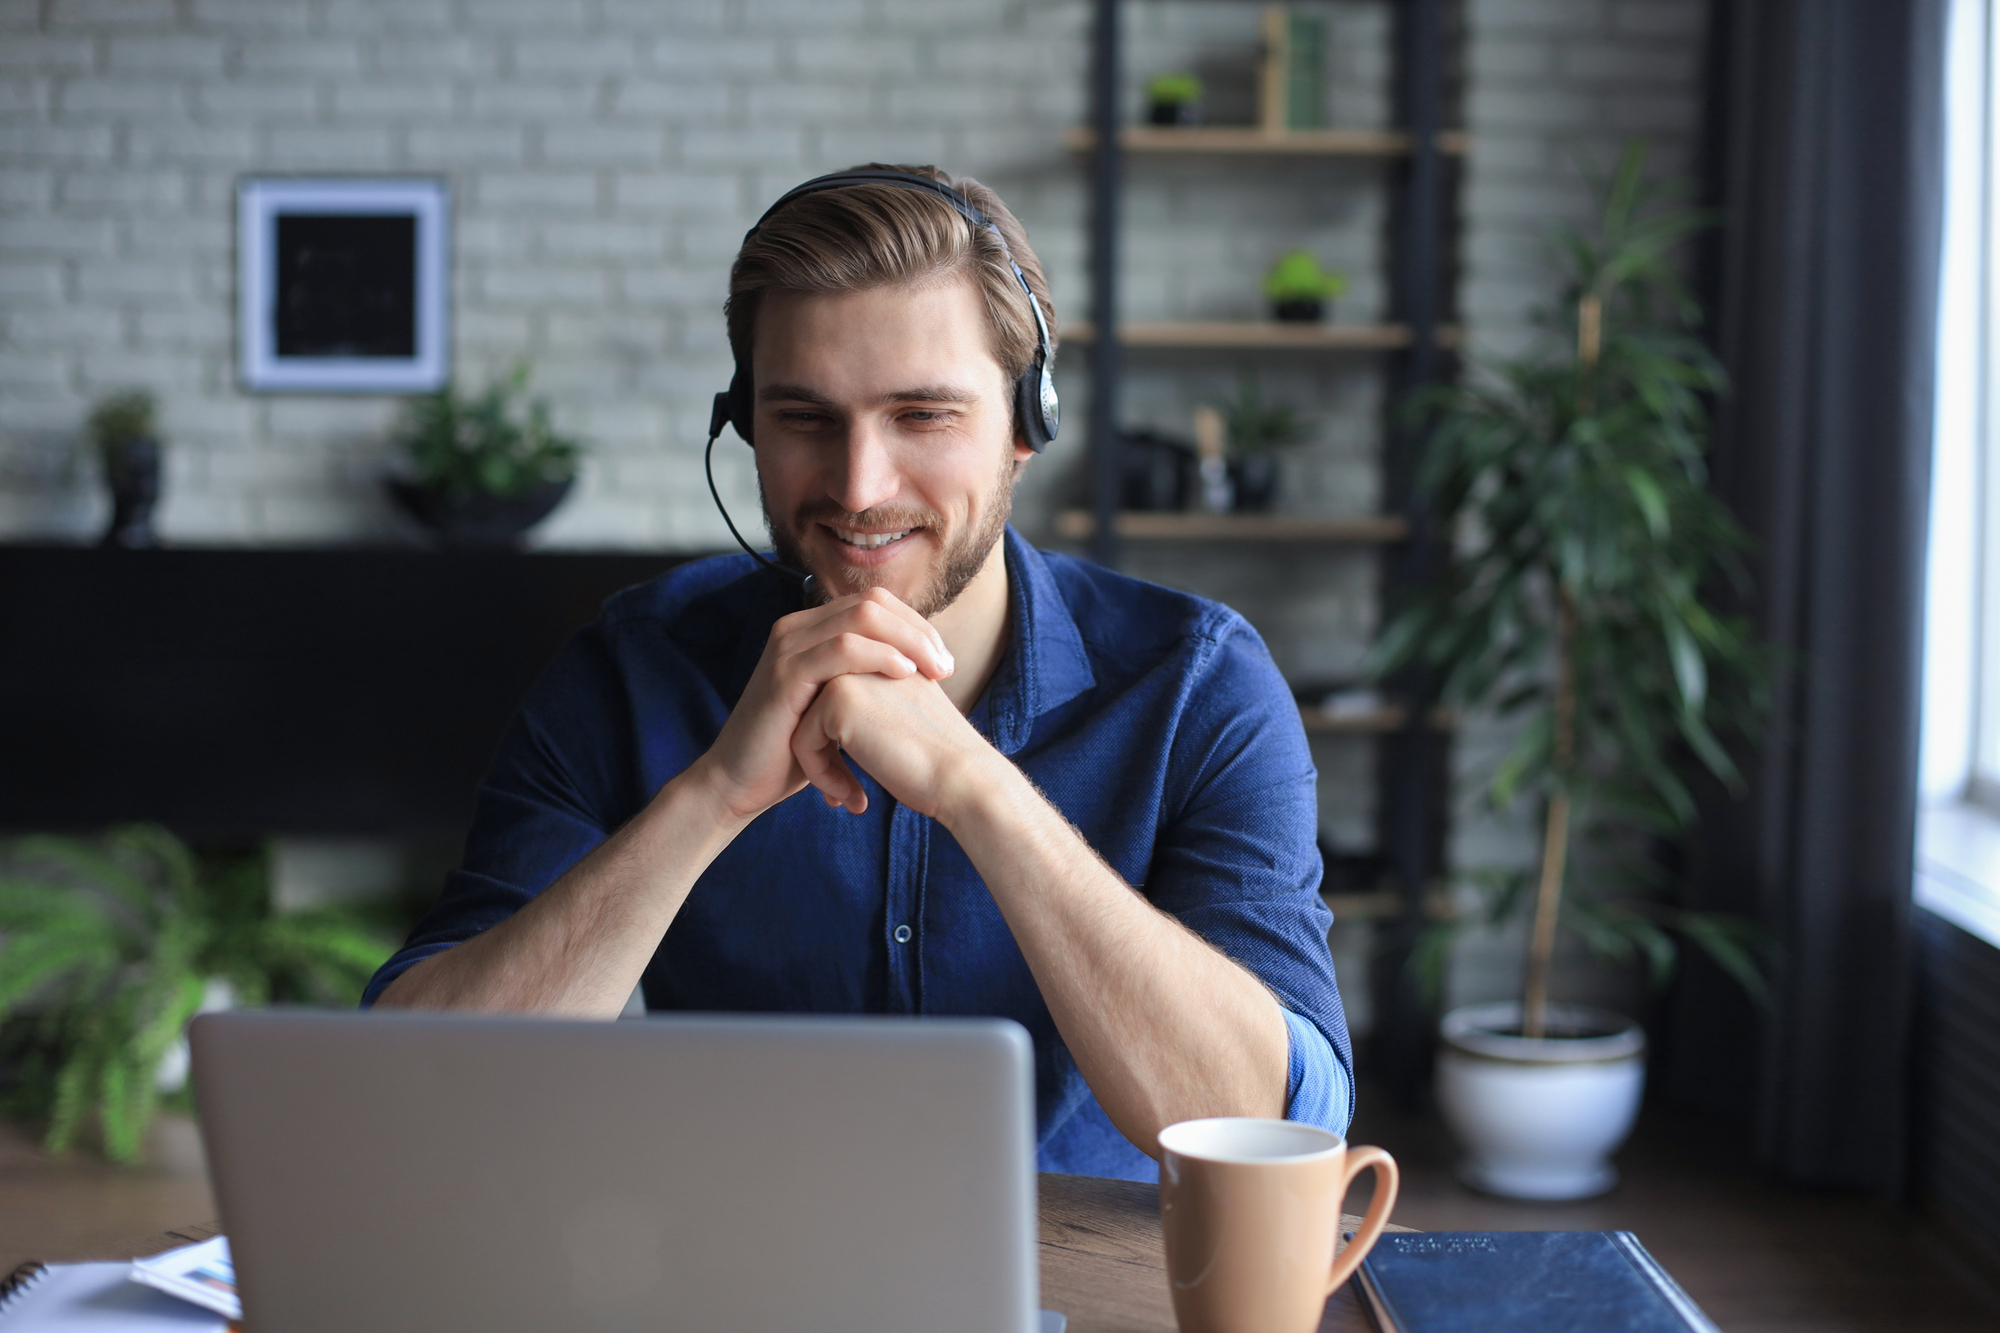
[238,178,449,393]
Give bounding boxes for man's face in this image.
[750,276,1032,617]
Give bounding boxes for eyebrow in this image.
[757,383,983,406]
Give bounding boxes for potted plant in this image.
[385,364,583,548]
[87,389,163,549]
[0,825,396,1162]
[1369,145,1771,1199]
[1220,373,1311,511]
[1263,251,1346,323]
[1146,72,1203,126]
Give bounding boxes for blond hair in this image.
[725,165,1058,395]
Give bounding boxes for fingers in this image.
[793,705,869,814]
[718,587,943,821]
[786,633,924,698]
[773,587,954,681]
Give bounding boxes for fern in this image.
[0,825,398,1162]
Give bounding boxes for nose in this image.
[825,415,901,515]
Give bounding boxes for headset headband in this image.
[716,169,1059,454]
[745,169,1004,243]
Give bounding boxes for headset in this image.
[703,169,1060,599]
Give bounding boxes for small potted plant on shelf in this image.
[1263,251,1346,323]
[1146,71,1204,126]
[1369,144,1771,1200]
[385,363,583,548]
[1220,373,1311,511]
[0,825,396,1162]
[87,389,163,549]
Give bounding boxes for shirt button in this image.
[893,924,913,944]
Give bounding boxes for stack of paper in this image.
[0,1238,236,1331]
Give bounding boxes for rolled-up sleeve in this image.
[1139,612,1356,1133]
[1283,1007,1352,1134]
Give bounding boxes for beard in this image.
[763,453,1017,619]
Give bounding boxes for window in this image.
[1919,0,2000,947]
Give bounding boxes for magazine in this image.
[126,1238,238,1321]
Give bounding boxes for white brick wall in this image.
[0,0,1707,1012]
[0,0,1703,550]
[0,0,1095,545]
[1462,0,1708,362]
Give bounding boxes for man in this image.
[367,166,1352,1182]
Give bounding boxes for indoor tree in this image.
[1370,144,1770,1038]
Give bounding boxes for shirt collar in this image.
[979,526,1095,753]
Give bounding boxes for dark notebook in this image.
[1352,1231,1721,1333]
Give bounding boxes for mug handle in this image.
[1324,1145,1399,1294]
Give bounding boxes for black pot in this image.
[100,437,161,549]
[1230,453,1279,512]
[1271,298,1325,323]
[1117,429,1196,511]
[1148,101,1199,126]
[386,476,575,548]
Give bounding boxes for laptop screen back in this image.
[190,1010,1038,1333]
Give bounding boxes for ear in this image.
[1012,435,1036,464]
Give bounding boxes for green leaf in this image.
[1623,465,1669,538]
[43,1040,97,1156]
[11,836,155,917]
[0,927,119,1010]
[1662,612,1708,712]
[0,880,99,925]
[1489,713,1552,809]
[1407,920,1468,1010]
[98,1046,143,1162]
[1668,910,1771,1006]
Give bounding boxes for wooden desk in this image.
[98,1174,1398,1333]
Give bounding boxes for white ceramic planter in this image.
[1435,1001,1646,1200]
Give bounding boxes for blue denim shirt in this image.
[365,528,1353,1181]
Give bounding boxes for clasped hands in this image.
[693,586,992,826]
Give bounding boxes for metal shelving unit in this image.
[1062,125,1470,154]
[1077,0,1459,1095]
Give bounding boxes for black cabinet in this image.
[0,547,697,839]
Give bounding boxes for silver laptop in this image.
[190,1009,1041,1333]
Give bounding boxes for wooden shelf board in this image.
[1064,126,1470,156]
[1322,890,1405,921]
[1054,511,1409,543]
[1322,889,1457,923]
[1299,703,1455,734]
[1300,704,1407,734]
[1061,320,1461,350]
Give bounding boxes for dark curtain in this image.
[1665,0,1948,1191]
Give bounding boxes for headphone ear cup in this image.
[726,364,754,445]
[1013,369,1044,452]
[1038,363,1059,445]
[1014,363,1057,452]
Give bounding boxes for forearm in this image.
[375,761,752,1018]
[938,752,1290,1156]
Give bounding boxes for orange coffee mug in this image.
[1158,1118,1399,1333]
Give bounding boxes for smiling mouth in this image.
[828,526,917,551]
